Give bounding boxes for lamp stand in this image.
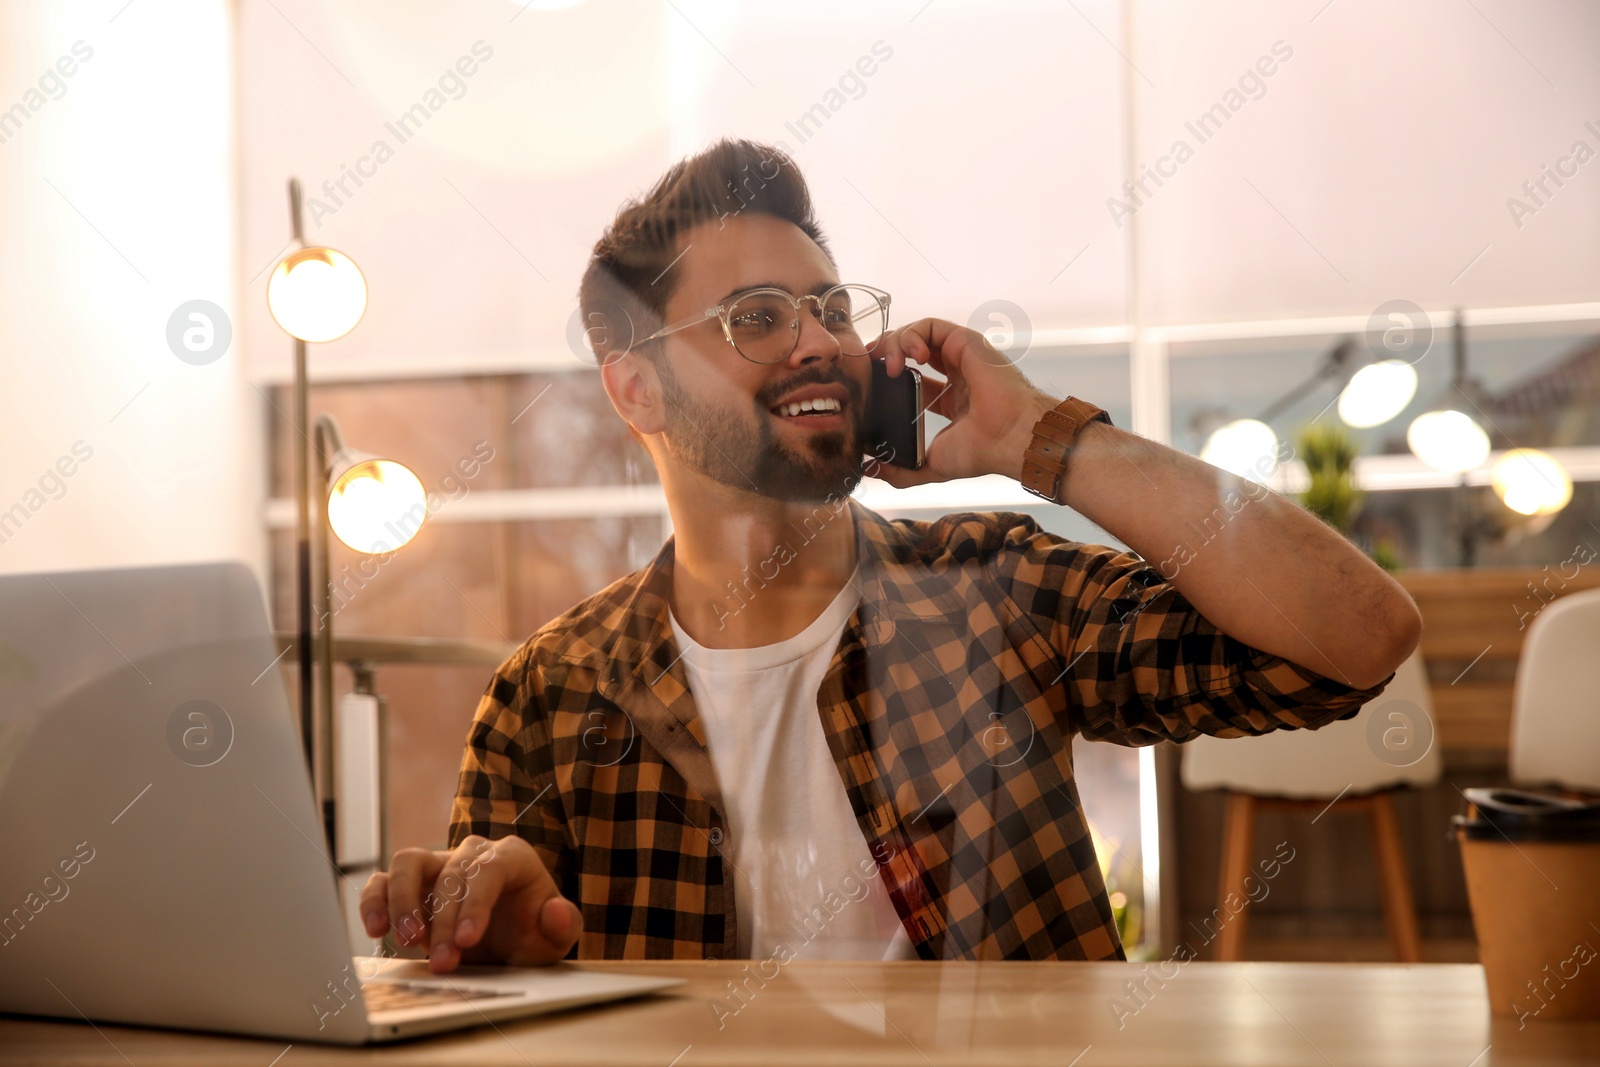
[293,335,315,785]
[1255,338,1357,423]
[313,416,343,863]
[286,176,338,858]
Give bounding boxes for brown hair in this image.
[577,138,833,363]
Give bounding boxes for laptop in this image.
[0,561,681,1044]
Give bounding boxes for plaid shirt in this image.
[448,501,1390,961]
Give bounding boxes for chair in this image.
[1180,650,1441,961]
[1510,588,1600,796]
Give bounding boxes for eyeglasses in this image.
[638,283,891,364]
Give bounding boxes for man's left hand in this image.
[868,317,1056,488]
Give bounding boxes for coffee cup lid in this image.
[1453,787,1600,843]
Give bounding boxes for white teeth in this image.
[778,397,841,416]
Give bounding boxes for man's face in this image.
[643,213,874,503]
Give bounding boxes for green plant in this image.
[1295,423,1365,534]
[1369,538,1404,573]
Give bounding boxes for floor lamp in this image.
[266,178,426,859]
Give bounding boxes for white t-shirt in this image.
[667,569,916,962]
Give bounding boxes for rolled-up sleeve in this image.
[986,512,1393,746]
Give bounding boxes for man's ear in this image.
[599,348,668,437]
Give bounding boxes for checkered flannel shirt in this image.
[448,500,1392,961]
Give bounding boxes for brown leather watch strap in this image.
[1020,396,1112,504]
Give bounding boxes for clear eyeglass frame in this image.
[637,283,892,364]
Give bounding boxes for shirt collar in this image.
[587,498,968,683]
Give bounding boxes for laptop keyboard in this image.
[362,979,520,1015]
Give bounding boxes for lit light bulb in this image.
[1406,410,1490,473]
[1201,418,1279,481]
[1492,449,1572,516]
[326,459,427,553]
[267,247,368,342]
[1338,360,1418,428]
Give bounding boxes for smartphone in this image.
[866,358,925,470]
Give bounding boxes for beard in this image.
[654,357,867,503]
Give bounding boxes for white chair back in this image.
[1510,587,1600,793]
[1181,651,1441,798]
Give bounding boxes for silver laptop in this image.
[0,561,680,1044]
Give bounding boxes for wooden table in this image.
[2,961,1595,1066]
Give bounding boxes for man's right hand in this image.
[358,834,582,974]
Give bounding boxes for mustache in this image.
[756,367,863,409]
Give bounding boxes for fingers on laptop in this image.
[529,896,584,961]
[362,845,446,948]
[357,837,581,972]
[434,835,581,970]
[358,871,390,938]
[425,836,502,970]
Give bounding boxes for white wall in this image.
[0,0,262,581]
[236,0,1600,386]
[235,0,1130,385]
[1130,0,1600,323]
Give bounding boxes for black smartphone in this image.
[866,358,925,470]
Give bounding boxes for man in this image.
[359,138,1421,971]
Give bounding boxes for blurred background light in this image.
[1338,360,1419,428]
[325,456,427,553]
[267,248,368,343]
[1406,409,1491,474]
[1201,418,1280,481]
[1492,448,1573,516]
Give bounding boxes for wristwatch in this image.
[1020,396,1112,504]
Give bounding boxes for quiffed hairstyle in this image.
[577,138,833,363]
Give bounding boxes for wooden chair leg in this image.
[1369,792,1423,963]
[1214,792,1256,961]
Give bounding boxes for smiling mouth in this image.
[769,398,845,419]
